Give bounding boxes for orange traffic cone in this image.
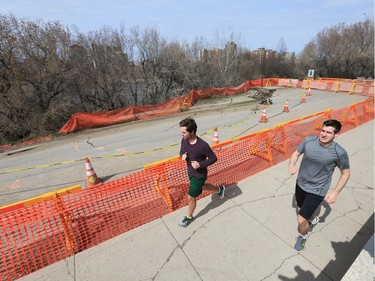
[212,128,219,145]
[307,88,311,96]
[301,94,306,103]
[259,108,268,123]
[85,157,101,187]
[283,99,289,112]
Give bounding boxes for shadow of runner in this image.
[194,184,242,220]
[278,266,317,281]
[278,213,374,281]
[320,213,374,280]
[314,201,332,223]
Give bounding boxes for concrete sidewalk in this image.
[20,120,374,281]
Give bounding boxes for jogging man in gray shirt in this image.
[288,119,350,252]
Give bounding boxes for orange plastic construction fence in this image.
[58,79,263,134]
[58,78,374,134]
[1,98,374,280]
[303,78,374,97]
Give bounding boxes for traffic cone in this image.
[283,99,289,113]
[301,94,306,103]
[307,88,311,96]
[259,108,268,123]
[85,157,101,187]
[212,128,219,145]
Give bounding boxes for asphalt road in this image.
[0,87,368,206]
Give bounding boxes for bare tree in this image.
[342,19,374,78]
[273,38,296,78]
[0,15,33,142]
[0,15,77,141]
[69,26,131,111]
[1,13,372,145]
[129,26,191,104]
[298,19,374,79]
[179,37,215,90]
[212,29,241,85]
[237,57,258,82]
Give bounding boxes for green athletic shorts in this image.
[188,175,207,198]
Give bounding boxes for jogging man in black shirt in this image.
[178,117,225,227]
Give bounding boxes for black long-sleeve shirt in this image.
[180,137,217,178]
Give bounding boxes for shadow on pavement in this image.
[278,213,374,280]
[194,183,242,220]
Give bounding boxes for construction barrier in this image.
[58,78,374,134]
[0,185,81,215]
[0,98,374,280]
[0,135,53,153]
[302,78,374,97]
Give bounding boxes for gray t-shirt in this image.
[297,136,350,196]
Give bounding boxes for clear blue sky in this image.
[2,0,373,53]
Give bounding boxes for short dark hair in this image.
[179,117,197,134]
[323,119,342,133]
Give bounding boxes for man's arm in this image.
[191,143,217,169]
[325,168,350,204]
[288,150,301,175]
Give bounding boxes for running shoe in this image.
[294,235,307,252]
[178,216,193,227]
[308,217,320,234]
[218,185,225,199]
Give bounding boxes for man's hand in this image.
[181,152,187,161]
[288,165,298,175]
[325,192,338,204]
[191,161,200,169]
[325,169,350,204]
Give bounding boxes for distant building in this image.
[250,48,276,62]
[225,41,237,58]
[198,41,237,62]
[198,48,209,62]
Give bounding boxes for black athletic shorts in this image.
[295,183,325,220]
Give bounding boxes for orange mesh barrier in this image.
[0,185,81,215]
[0,135,53,153]
[58,80,262,134]
[59,78,374,134]
[302,79,374,98]
[58,79,268,134]
[59,97,182,133]
[1,99,374,280]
